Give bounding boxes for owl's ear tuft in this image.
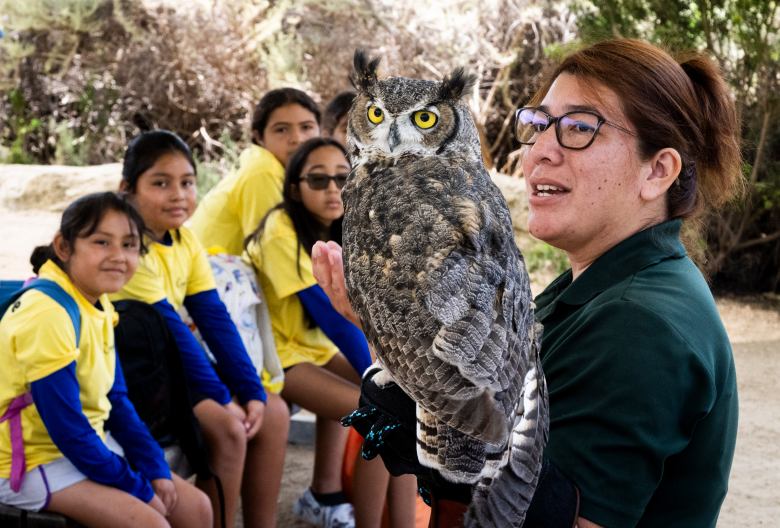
[439,68,477,101]
[351,50,381,92]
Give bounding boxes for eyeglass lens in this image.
[302,173,349,190]
[515,108,601,149]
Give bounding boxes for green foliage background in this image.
[0,0,777,292]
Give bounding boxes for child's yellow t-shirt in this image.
[189,145,285,256]
[0,260,117,476]
[112,226,215,309]
[244,209,338,369]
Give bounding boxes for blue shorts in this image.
[0,434,124,511]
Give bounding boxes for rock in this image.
[0,163,123,212]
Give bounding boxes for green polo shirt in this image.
[535,220,738,528]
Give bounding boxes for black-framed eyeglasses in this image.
[514,106,636,150]
[300,173,349,190]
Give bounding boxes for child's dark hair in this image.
[245,137,348,276]
[250,88,321,145]
[30,192,148,274]
[322,91,356,135]
[122,129,196,192]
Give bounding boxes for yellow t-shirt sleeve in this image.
[259,233,318,300]
[231,156,284,239]
[119,254,167,305]
[183,229,217,296]
[10,292,79,382]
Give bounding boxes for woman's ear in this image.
[119,180,130,193]
[52,232,72,263]
[640,147,682,202]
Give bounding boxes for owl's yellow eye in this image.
[367,105,384,124]
[412,110,438,130]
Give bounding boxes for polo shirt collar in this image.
[536,220,686,313]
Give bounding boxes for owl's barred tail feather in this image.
[464,327,549,527]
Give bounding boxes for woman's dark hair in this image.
[121,129,196,192]
[245,137,348,277]
[250,88,321,145]
[30,192,148,274]
[322,91,356,135]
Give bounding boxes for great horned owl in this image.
[342,51,548,526]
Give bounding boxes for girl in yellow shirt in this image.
[245,137,416,528]
[0,192,211,528]
[116,130,290,528]
[190,88,321,255]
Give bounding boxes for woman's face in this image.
[129,152,197,239]
[261,104,320,166]
[295,145,349,227]
[59,209,141,304]
[521,73,646,258]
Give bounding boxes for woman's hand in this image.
[151,478,178,515]
[243,399,266,439]
[312,241,361,329]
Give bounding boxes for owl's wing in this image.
[418,163,534,443]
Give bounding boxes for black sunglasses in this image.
[300,172,349,190]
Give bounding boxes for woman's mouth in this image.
[533,183,568,197]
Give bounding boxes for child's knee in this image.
[267,394,291,426]
[216,414,248,454]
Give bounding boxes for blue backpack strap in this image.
[0,279,81,348]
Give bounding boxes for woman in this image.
[312,38,741,527]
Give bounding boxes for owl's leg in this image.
[370,365,396,387]
[415,406,499,485]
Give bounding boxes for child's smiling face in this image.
[58,209,141,303]
[129,152,197,239]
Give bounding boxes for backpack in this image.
[0,279,81,493]
[112,299,211,478]
[0,279,81,347]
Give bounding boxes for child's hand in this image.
[312,241,361,328]
[148,492,168,517]
[152,478,178,515]
[224,400,247,423]
[243,399,266,438]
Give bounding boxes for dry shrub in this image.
[1,0,575,173]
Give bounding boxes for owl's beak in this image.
[388,121,401,152]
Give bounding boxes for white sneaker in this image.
[292,488,355,528]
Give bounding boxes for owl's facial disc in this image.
[362,100,442,157]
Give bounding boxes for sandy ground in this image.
[1,167,778,526]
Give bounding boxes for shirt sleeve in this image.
[183,230,217,297]
[152,299,231,405]
[12,295,79,382]
[260,232,318,300]
[105,359,171,481]
[184,289,266,404]
[232,154,283,239]
[30,363,154,502]
[297,285,372,376]
[543,302,716,527]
